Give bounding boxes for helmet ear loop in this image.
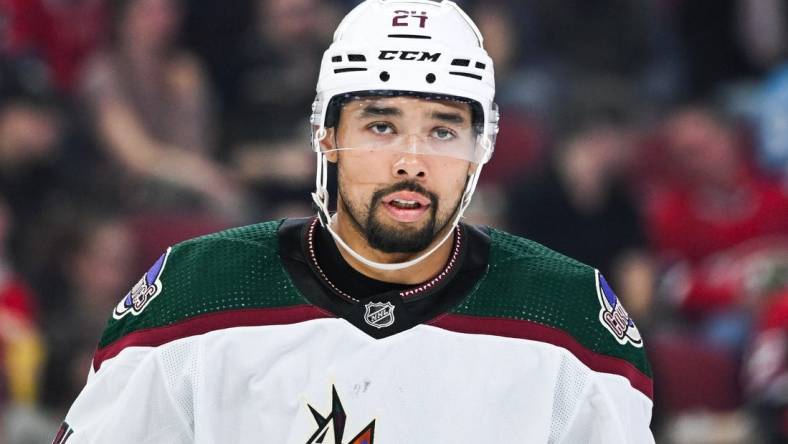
[479,134,494,164]
[452,132,491,226]
[311,126,332,227]
[333,129,341,158]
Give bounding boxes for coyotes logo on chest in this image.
[306,386,375,444]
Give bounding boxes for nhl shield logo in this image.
[364,302,395,329]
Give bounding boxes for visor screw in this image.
[426,73,436,84]
[380,71,390,82]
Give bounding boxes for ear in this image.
[321,127,338,163]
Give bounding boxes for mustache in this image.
[370,181,439,208]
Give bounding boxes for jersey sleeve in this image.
[58,341,196,443]
[468,230,655,441]
[56,247,196,443]
[557,374,654,444]
[55,221,301,443]
[550,352,654,444]
[557,269,654,443]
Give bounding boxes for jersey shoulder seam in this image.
[486,227,590,268]
[173,219,285,252]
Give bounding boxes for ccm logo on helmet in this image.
[379,50,441,62]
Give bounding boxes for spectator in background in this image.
[0,197,42,407]
[470,2,547,188]
[531,0,657,78]
[39,215,136,414]
[81,0,248,219]
[670,0,761,98]
[738,0,787,71]
[745,285,788,444]
[180,0,256,104]
[718,0,788,170]
[648,106,788,347]
[0,57,74,279]
[754,37,788,180]
[221,0,341,219]
[458,2,548,230]
[507,114,655,322]
[222,0,337,144]
[1,0,106,93]
[756,63,788,181]
[465,0,682,118]
[524,0,682,111]
[0,196,49,444]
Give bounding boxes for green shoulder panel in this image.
[453,228,652,377]
[98,220,308,348]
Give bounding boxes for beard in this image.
[340,180,456,254]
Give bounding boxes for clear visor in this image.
[313,95,493,164]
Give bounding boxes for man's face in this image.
[665,109,740,185]
[323,96,475,254]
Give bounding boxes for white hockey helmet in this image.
[310,0,499,271]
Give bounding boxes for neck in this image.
[330,209,455,285]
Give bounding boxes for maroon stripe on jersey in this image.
[92,305,332,371]
[429,313,654,399]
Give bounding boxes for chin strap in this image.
[310,128,487,272]
[324,212,458,271]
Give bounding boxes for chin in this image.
[365,218,436,254]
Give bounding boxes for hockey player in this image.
[55,1,654,442]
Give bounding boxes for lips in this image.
[383,191,431,207]
[381,191,432,222]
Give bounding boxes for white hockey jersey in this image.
[55,218,654,443]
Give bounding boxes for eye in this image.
[432,127,456,141]
[368,123,395,135]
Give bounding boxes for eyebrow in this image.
[360,105,402,118]
[358,103,468,124]
[431,111,466,125]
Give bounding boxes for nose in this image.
[392,152,428,180]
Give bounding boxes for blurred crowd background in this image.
[0,0,786,443]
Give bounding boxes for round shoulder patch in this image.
[112,247,172,320]
[595,270,643,348]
